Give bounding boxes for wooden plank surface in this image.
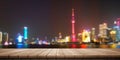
[0,48,120,59]
[38,49,52,58]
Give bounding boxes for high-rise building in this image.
[17,33,23,43]
[58,32,62,39]
[99,23,108,39]
[3,32,9,45]
[24,26,28,40]
[82,29,90,43]
[113,18,120,42]
[110,29,116,42]
[77,33,82,43]
[91,28,96,42]
[0,31,2,44]
[71,8,76,42]
[2,32,9,42]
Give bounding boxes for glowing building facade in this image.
[6,33,9,42]
[0,31,2,44]
[58,32,62,39]
[65,36,70,42]
[91,28,96,42]
[82,29,90,43]
[24,26,28,40]
[99,23,108,39]
[3,32,8,42]
[17,33,23,43]
[113,18,120,42]
[71,8,76,42]
[110,29,116,42]
[2,32,9,45]
[77,33,82,43]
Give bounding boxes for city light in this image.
[82,29,90,43]
[113,19,120,42]
[71,8,76,42]
[110,30,116,34]
[9,42,12,45]
[17,34,23,43]
[0,8,120,49]
[58,32,62,39]
[3,32,9,43]
[24,26,28,40]
[99,23,108,38]
[91,28,96,42]
[4,41,8,46]
[71,44,77,48]
[0,32,2,44]
[65,36,70,42]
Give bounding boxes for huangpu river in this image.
[1,43,120,48]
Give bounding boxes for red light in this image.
[71,44,77,48]
[72,20,75,23]
[81,44,87,48]
[71,8,76,42]
[72,34,76,42]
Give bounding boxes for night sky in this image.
[0,0,120,39]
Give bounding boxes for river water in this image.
[1,43,120,48]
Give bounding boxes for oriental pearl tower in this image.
[71,8,76,42]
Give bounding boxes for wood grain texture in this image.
[0,48,120,59]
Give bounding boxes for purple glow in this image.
[17,34,23,43]
[4,41,8,45]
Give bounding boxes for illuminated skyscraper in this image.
[58,32,62,39]
[113,18,120,42]
[3,32,9,45]
[82,29,90,43]
[99,23,108,38]
[3,32,9,42]
[24,26,28,40]
[71,8,76,42]
[17,33,23,43]
[91,28,96,42]
[110,29,116,42]
[0,31,2,44]
[6,33,8,42]
[77,33,82,43]
[116,18,120,27]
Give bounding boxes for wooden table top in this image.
[0,48,120,59]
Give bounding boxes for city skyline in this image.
[0,0,120,38]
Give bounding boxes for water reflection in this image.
[71,44,77,48]
[16,43,28,48]
[80,44,87,48]
[0,44,2,48]
[117,45,120,48]
[0,43,120,48]
[17,43,23,48]
[110,44,117,48]
[69,43,120,48]
[100,44,109,48]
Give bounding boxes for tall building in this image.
[71,8,76,42]
[113,18,120,42]
[3,32,9,45]
[58,32,62,39]
[24,26,28,40]
[116,18,120,27]
[91,28,96,42]
[6,33,8,42]
[82,29,90,43]
[0,31,2,44]
[99,23,108,39]
[110,29,116,42]
[77,33,82,43]
[17,33,23,43]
